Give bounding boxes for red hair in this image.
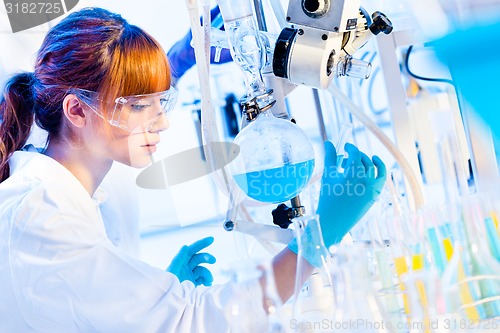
[0,7,171,182]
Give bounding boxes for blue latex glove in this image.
[167,6,232,81]
[167,236,216,286]
[317,141,386,246]
[288,142,386,266]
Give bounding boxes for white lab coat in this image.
[0,150,266,332]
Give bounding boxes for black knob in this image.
[272,203,293,229]
[223,220,234,231]
[369,11,393,35]
[273,28,298,79]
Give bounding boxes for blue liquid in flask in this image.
[233,159,315,203]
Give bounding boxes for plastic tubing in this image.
[269,0,286,28]
[327,83,425,210]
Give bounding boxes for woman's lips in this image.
[142,143,158,153]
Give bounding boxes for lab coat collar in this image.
[9,149,107,207]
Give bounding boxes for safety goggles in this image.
[71,87,178,133]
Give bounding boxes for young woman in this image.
[0,7,386,332]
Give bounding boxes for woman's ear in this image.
[62,94,86,128]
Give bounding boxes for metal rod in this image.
[252,0,268,32]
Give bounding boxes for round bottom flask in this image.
[230,108,315,204]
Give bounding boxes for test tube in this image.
[485,217,500,261]
[211,10,224,63]
[335,123,353,169]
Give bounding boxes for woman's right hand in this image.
[316,141,386,247]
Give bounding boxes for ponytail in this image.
[0,72,36,182]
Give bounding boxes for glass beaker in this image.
[289,214,337,333]
[223,259,289,333]
[334,242,394,333]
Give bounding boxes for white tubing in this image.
[269,0,287,28]
[327,83,425,211]
[186,0,234,198]
[187,0,257,240]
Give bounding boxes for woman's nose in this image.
[148,112,169,133]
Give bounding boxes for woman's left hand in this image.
[167,236,216,287]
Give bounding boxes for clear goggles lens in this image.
[71,88,178,132]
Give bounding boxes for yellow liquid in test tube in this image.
[490,211,500,238]
[443,238,453,262]
[412,254,425,270]
[411,254,427,309]
[442,240,481,321]
[412,254,430,333]
[394,256,410,315]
